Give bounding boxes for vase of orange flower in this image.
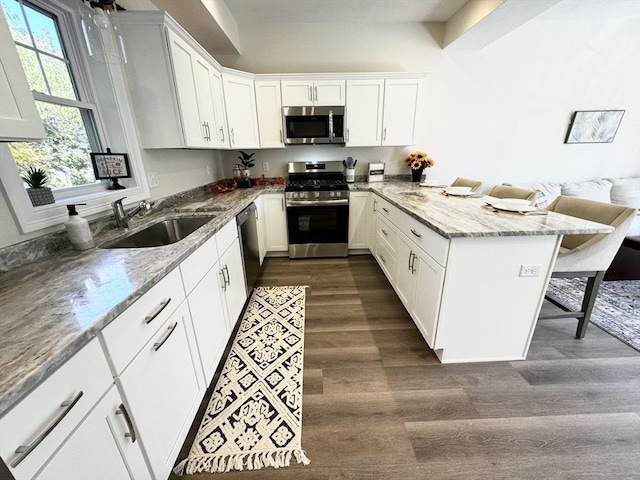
[404,151,435,182]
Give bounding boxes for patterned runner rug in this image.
[174,286,310,475]
[546,278,640,351]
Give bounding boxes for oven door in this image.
[286,200,349,258]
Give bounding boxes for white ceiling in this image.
[223,0,469,24]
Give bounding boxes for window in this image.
[1,0,102,193]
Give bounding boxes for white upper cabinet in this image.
[255,79,284,148]
[116,12,227,149]
[0,5,45,142]
[223,73,260,149]
[382,78,422,146]
[281,79,346,106]
[345,79,384,147]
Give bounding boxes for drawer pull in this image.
[11,391,84,468]
[379,254,387,264]
[153,322,178,351]
[116,403,137,443]
[382,207,389,213]
[381,229,388,236]
[410,229,422,239]
[145,298,172,324]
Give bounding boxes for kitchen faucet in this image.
[112,197,151,229]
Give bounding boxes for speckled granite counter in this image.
[353,181,612,238]
[0,186,282,417]
[0,181,612,417]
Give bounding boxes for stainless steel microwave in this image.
[282,106,345,145]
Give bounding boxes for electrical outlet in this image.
[147,172,159,189]
[262,161,269,171]
[519,265,541,277]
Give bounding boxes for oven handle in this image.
[286,199,349,207]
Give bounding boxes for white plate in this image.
[443,189,475,196]
[492,203,537,212]
[420,180,446,187]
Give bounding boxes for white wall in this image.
[218,13,640,187]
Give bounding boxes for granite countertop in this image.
[0,186,281,418]
[354,181,614,238]
[0,181,612,418]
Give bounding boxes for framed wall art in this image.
[90,148,131,189]
[564,110,625,144]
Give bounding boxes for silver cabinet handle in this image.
[280,129,283,143]
[220,126,225,142]
[410,251,417,273]
[219,269,227,291]
[202,122,207,140]
[116,403,137,443]
[346,128,349,141]
[144,298,171,324]
[383,127,387,141]
[410,229,422,239]
[314,85,318,102]
[206,122,211,141]
[281,198,285,211]
[379,253,387,264]
[153,322,178,351]
[408,251,414,271]
[381,229,388,236]
[223,264,230,286]
[230,128,235,144]
[382,207,389,214]
[11,391,84,468]
[309,85,313,102]
[373,200,377,212]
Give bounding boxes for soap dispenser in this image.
[65,204,95,250]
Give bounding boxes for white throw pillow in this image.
[561,180,612,203]
[515,182,562,204]
[604,177,640,209]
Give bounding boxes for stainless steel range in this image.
[285,161,349,258]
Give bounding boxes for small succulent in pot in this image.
[21,166,55,206]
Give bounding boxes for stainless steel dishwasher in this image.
[236,202,260,293]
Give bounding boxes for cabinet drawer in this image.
[375,237,396,284]
[0,339,112,480]
[180,234,219,295]
[397,214,449,267]
[216,217,238,255]
[375,195,401,222]
[100,268,185,375]
[376,215,398,256]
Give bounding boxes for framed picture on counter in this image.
[90,148,131,189]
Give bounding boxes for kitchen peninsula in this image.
[0,181,611,417]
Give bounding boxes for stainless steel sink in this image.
[100,216,215,249]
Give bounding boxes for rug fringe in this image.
[172,449,311,475]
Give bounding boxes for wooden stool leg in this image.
[575,271,605,339]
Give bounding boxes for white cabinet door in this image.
[193,55,220,147]
[0,5,45,141]
[35,386,151,480]
[167,30,206,147]
[187,263,230,384]
[223,74,260,149]
[255,80,284,148]
[395,235,415,308]
[263,194,288,252]
[255,195,267,264]
[281,79,345,106]
[348,191,371,249]
[411,251,445,348]
[117,301,203,480]
[210,68,230,148]
[345,79,384,146]
[382,78,421,146]
[220,239,247,330]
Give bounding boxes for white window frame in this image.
[0,0,149,234]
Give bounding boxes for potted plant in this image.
[22,167,55,206]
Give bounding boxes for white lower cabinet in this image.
[116,300,203,480]
[396,234,445,348]
[35,386,150,480]
[219,239,247,330]
[0,339,150,480]
[263,193,288,252]
[348,191,371,249]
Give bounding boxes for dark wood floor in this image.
[171,255,640,480]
